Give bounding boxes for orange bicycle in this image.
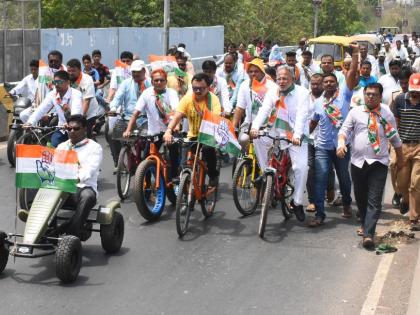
[133,134,182,222]
[175,140,220,237]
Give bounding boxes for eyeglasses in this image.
[177,63,186,67]
[365,93,380,98]
[66,126,82,132]
[153,79,166,83]
[192,86,206,92]
[52,79,65,86]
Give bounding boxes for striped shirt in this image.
[393,93,420,141]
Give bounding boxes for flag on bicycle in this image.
[197,110,241,157]
[114,59,131,85]
[15,144,79,193]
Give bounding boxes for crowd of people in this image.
[8,35,420,250]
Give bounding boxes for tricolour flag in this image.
[149,55,179,74]
[15,144,79,193]
[114,59,131,85]
[198,110,241,157]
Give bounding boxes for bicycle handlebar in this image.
[257,130,293,143]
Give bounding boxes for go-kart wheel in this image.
[0,231,9,274]
[100,211,124,254]
[55,235,82,283]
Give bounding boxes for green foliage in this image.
[40,0,369,45]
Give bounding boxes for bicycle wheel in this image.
[17,131,37,145]
[176,172,193,237]
[116,147,132,200]
[259,174,273,238]
[281,167,295,220]
[232,159,260,216]
[134,159,166,222]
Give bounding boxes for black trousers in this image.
[181,142,219,179]
[351,162,388,238]
[64,187,97,237]
[86,116,97,140]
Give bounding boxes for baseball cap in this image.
[409,73,420,92]
[130,60,145,72]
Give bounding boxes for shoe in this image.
[392,193,402,209]
[362,237,375,250]
[307,217,325,227]
[409,220,420,231]
[306,203,316,212]
[400,202,409,215]
[342,205,352,218]
[208,176,219,188]
[17,209,29,222]
[333,196,343,206]
[293,203,306,222]
[326,189,335,203]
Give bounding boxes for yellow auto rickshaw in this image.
[307,35,353,69]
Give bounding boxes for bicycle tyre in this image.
[259,174,273,238]
[232,159,260,216]
[116,147,132,200]
[7,129,20,167]
[134,159,166,222]
[175,172,193,237]
[17,131,38,145]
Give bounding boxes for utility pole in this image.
[313,0,322,38]
[163,0,170,55]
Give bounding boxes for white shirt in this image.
[28,88,83,126]
[73,73,99,120]
[56,138,103,194]
[252,84,309,138]
[210,75,231,112]
[363,54,378,77]
[135,86,179,135]
[237,77,277,124]
[392,46,408,61]
[309,93,322,141]
[10,74,37,101]
[412,56,420,73]
[298,62,319,89]
[378,74,401,105]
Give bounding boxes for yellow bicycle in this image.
[232,139,262,216]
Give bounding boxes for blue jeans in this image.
[314,146,352,219]
[51,130,68,147]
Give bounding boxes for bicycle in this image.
[175,140,221,237]
[257,132,295,238]
[114,125,148,201]
[232,135,262,216]
[133,134,182,221]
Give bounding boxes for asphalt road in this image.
[0,137,418,315]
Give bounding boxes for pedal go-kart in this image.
[0,188,124,283]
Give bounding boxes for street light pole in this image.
[163,0,170,55]
[313,0,322,38]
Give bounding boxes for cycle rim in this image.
[235,161,258,211]
[143,165,165,214]
[118,150,131,196]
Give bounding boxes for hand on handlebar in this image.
[163,130,173,145]
[22,123,32,129]
[292,137,301,146]
[122,129,131,138]
[249,128,259,139]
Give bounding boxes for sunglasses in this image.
[52,79,65,86]
[192,86,206,92]
[66,126,82,132]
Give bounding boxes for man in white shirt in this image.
[299,51,319,89]
[25,71,83,147]
[57,114,103,239]
[383,41,394,64]
[378,59,402,105]
[359,43,378,77]
[202,60,230,113]
[9,59,38,102]
[124,69,180,179]
[392,40,409,62]
[66,59,99,140]
[250,65,309,222]
[107,51,134,102]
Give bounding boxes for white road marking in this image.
[407,244,420,315]
[360,253,395,315]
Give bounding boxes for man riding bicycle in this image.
[163,72,221,187]
[123,69,180,179]
[25,71,83,147]
[250,65,309,222]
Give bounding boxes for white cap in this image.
[130,60,145,72]
[177,47,185,53]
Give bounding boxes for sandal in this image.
[357,227,363,236]
[306,203,316,213]
[307,217,325,227]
